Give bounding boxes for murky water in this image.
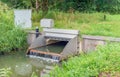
[0,51,55,77]
[33,41,68,53]
[0,41,67,77]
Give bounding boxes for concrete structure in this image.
[40,19,54,28]
[27,19,80,62]
[27,28,79,62]
[27,31,41,45]
[82,35,120,52]
[14,9,32,28]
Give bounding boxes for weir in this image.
[27,19,80,62]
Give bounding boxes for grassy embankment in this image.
[32,11,120,77]
[0,2,27,53]
[51,43,120,77]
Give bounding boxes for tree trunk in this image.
[36,0,40,12]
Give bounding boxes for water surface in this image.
[33,41,68,53]
[0,51,54,77]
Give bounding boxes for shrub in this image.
[2,0,120,13]
[0,2,27,53]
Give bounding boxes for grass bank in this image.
[0,2,27,53]
[51,43,120,77]
[33,11,120,37]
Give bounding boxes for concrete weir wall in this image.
[26,31,41,45]
[26,31,120,53]
[82,35,120,52]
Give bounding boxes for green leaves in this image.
[2,0,120,13]
[0,4,27,53]
[0,27,27,52]
[0,68,12,77]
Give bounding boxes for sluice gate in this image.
[27,19,80,62]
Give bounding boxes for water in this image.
[33,41,68,53]
[0,41,66,77]
[0,51,55,77]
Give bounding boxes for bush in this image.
[0,2,27,52]
[95,0,120,13]
[51,43,120,77]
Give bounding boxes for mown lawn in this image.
[55,13,120,37]
[33,11,120,37]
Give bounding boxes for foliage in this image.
[95,0,120,13]
[0,1,9,10]
[1,0,120,13]
[0,0,32,9]
[0,2,27,52]
[0,68,12,77]
[51,43,120,77]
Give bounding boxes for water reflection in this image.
[15,63,32,77]
[30,58,45,69]
[0,51,56,77]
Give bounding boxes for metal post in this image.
[36,27,39,38]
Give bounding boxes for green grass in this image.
[33,11,120,37]
[0,2,27,52]
[51,43,120,77]
[55,12,120,37]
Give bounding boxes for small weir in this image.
[0,19,80,77]
[26,19,80,76]
[27,19,79,62]
[28,41,68,62]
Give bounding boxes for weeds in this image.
[0,2,27,53]
[51,43,120,77]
